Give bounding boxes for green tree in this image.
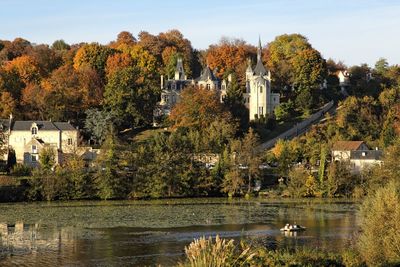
[73,43,114,78]
[358,181,400,266]
[39,147,56,170]
[84,108,114,145]
[286,166,309,197]
[51,39,70,51]
[93,134,126,200]
[274,100,294,121]
[231,128,261,194]
[104,66,158,129]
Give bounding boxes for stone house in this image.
[331,141,382,173]
[0,116,79,167]
[331,141,369,161]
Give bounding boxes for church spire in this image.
[257,35,262,62]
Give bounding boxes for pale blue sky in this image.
[1,0,399,66]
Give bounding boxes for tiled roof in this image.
[197,66,218,82]
[53,122,76,131]
[12,121,59,131]
[253,59,267,76]
[332,141,366,151]
[0,119,76,131]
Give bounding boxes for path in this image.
[257,100,335,151]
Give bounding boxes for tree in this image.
[84,108,114,144]
[169,86,231,130]
[292,48,326,90]
[4,55,40,84]
[39,147,56,170]
[274,100,294,121]
[223,73,248,130]
[93,133,126,200]
[265,34,312,90]
[51,39,70,51]
[286,166,309,197]
[0,91,16,118]
[358,181,400,266]
[104,66,158,129]
[240,128,261,193]
[73,43,114,78]
[63,153,92,199]
[115,31,136,46]
[205,38,255,82]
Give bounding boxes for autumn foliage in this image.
[169,86,231,130]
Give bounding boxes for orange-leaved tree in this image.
[169,86,231,130]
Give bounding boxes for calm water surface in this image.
[0,198,358,266]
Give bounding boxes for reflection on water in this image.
[0,199,358,266]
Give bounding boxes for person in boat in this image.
[284,223,290,230]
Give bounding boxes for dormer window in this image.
[31,126,38,135]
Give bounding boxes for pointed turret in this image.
[257,35,262,62]
[174,57,185,80]
[253,37,267,76]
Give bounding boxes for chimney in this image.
[8,113,13,134]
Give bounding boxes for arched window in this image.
[31,127,38,135]
[206,84,211,90]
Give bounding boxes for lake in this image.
[0,198,358,266]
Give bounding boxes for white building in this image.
[331,141,382,173]
[0,116,79,167]
[245,38,280,121]
[156,58,227,118]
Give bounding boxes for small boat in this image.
[280,223,306,232]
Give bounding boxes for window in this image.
[67,138,73,146]
[222,85,226,90]
[206,84,211,90]
[31,127,38,135]
[259,86,263,93]
[31,154,38,162]
[32,145,37,153]
[259,106,263,115]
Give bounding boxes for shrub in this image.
[178,235,256,267]
[11,164,32,177]
[357,181,400,266]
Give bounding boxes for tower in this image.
[246,37,279,121]
[174,57,186,80]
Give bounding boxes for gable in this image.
[332,141,367,151]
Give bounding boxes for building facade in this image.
[0,116,79,167]
[245,38,280,121]
[157,58,226,117]
[331,141,382,173]
[156,38,280,121]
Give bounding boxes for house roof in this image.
[12,121,60,131]
[350,150,383,160]
[332,141,366,151]
[196,66,218,82]
[253,59,267,76]
[53,122,76,131]
[0,119,76,131]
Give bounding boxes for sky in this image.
[1,0,400,67]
